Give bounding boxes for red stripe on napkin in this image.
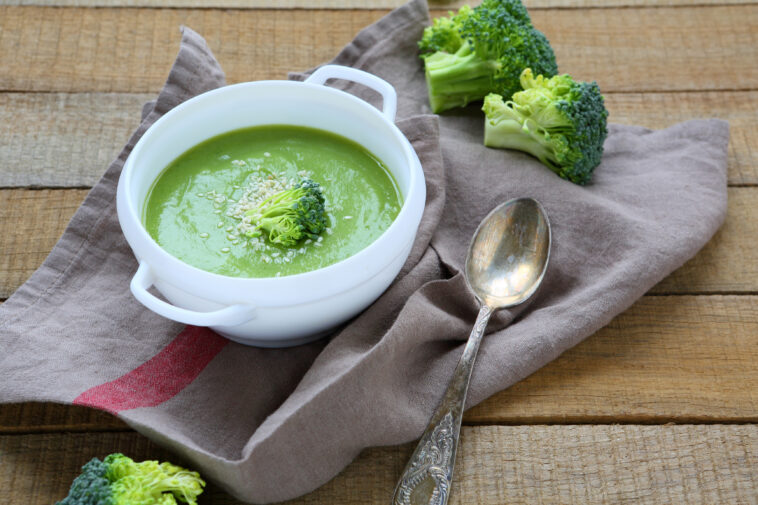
[73,326,228,414]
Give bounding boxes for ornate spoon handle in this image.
[392,304,492,505]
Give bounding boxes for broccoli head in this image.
[483,68,609,185]
[244,178,327,247]
[418,0,558,113]
[56,453,205,505]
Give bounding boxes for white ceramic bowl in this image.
[117,65,426,347]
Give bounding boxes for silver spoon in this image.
[392,197,551,505]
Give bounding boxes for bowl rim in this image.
[117,79,426,307]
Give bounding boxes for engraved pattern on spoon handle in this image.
[392,305,492,505]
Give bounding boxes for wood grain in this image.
[2,426,756,504]
[651,188,758,294]
[1,188,755,299]
[1,6,757,93]
[0,0,754,9]
[0,0,753,10]
[2,90,755,188]
[466,295,758,423]
[0,403,126,433]
[606,92,758,186]
[0,93,150,188]
[0,189,89,299]
[1,293,755,432]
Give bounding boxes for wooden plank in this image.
[1,188,755,299]
[1,426,756,504]
[0,93,150,187]
[466,295,758,423]
[606,91,758,186]
[0,189,89,299]
[1,0,753,9]
[651,189,758,294]
[0,6,756,94]
[2,90,755,188]
[0,403,126,433]
[0,7,385,93]
[2,293,755,432]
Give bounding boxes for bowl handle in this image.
[305,65,398,122]
[130,263,257,327]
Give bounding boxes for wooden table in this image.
[1,0,756,503]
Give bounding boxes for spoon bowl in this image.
[465,198,551,308]
[392,197,551,505]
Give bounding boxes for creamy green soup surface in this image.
[143,125,402,277]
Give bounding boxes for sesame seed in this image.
[344,216,353,220]
[199,232,209,239]
[217,222,224,228]
[220,247,231,253]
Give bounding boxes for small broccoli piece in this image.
[56,458,112,505]
[418,7,469,55]
[56,453,205,505]
[245,178,327,247]
[418,0,558,113]
[483,68,608,185]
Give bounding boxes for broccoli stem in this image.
[484,118,559,172]
[424,47,500,113]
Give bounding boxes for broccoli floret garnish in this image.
[483,68,609,185]
[418,0,558,113]
[244,178,327,247]
[56,453,205,505]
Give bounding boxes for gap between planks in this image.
[2,426,756,504]
[0,5,757,93]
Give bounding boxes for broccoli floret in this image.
[244,178,327,247]
[418,0,558,113]
[483,68,608,185]
[418,7,470,55]
[56,453,205,505]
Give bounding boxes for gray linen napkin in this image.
[0,1,728,503]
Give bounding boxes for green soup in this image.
[143,125,402,278]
